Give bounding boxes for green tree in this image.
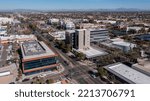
[29,23,37,31]
[98,67,108,77]
[65,44,71,53]
[76,52,86,60]
[60,41,65,50]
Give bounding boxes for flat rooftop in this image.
[104,63,150,84]
[0,63,18,84]
[22,41,46,56]
[21,41,56,60]
[66,30,75,33]
[79,47,107,58]
[133,61,150,74]
[89,28,107,31]
[112,41,136,47]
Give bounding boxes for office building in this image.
[95,20,117,24]
[0,35,37,44]
[90,29,110,43]
[104,63,150,84]
[49,31,66,40]
[49,18,59,25]
[135,34,150,41]
[72,29,90,50]
[72,29,107,58]
[112,41,136,52]
[65,30,75,47]
[65,22,75,30]
[20,41,59,75]
[0,26,7,35]
[127,26,142,32]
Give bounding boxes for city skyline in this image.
[0,0,150,10]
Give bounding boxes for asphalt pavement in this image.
[26,32,105,84]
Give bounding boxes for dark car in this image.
[88,70,99,78]
[22,78,30,82]
[9,82,15,84]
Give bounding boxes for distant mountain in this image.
[0,8,149,12]
[115,8,143,11]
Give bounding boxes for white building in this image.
[104,63,150,84]
[90,29,110,42]
[127,26,143,32]
[0,17,13,24]
[0,26,7,35]
[65,22,75,30]
[0,35,37,44]
[49,31,66,40]
[72,29,107,58]
[112,41,136,52]
[96,20,116,24]
[49,18,59,24]
[80,23,107,29]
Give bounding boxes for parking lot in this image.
[0,44,8,68]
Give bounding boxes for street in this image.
[31,32,105,84]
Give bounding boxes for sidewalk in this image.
[21,64,65,80]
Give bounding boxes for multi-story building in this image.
[49,31,66,41]
[65,22,75,30]
[71,29,107,59]
[112,41,136,52]
[65,30,75,47]
[90,29,110,43]
[49,18,59,25]
[20,41,59,75]
[0,26,7,35]
[72,29,90,50]
[0,35,37,44]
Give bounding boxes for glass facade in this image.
[24,57,57,70]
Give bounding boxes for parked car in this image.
[22,78,30,82]
[9,82,15,84]
[38,74,47,78]
[88,70,99,78]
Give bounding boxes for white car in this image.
[38,74,47,78]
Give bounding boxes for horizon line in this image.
[0,8,150,12]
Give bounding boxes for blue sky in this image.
[0,0,149,10]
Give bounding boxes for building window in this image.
[24,57,57,70]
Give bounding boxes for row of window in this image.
[24,57,57,70]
